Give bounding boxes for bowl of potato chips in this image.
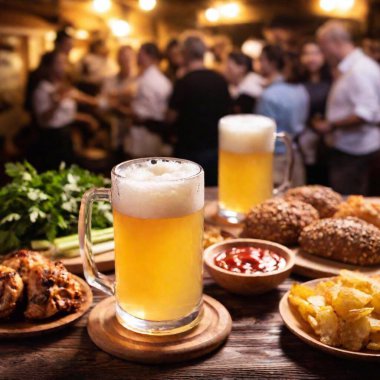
[279,270,380,360]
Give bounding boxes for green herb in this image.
[0,161,112,254]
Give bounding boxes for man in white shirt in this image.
[128,43,172,157]
[314,20,380,195]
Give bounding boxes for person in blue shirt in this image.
[256,44,309,187]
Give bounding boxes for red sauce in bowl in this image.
[214,246,287,274]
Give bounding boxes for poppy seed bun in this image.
[241,198,319,246]
[284,185,343,218]
[299,217,380,266]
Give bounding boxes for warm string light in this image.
[205,8,220,23]
[139,0,157,11]
[108,18,131,37]
[320,0,355,12]
[92,0,111,13]
[204,2,240,23]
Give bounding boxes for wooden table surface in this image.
[1,189,379,380]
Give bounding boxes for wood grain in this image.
[60,250,115,274]
[1,189,379,379]
[87,295,232,364]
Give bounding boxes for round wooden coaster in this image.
[87,295,232,364]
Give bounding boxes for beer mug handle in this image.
[273,132,294,195]
[78,188,115,296]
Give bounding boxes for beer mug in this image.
[218,115,294,223]
[79,158,204,335]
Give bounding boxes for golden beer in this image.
[219,150,273,214]
[113,208,203,321]
[111,158,204,333]
[218,115,276,220]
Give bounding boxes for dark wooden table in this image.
[1,189,379,379]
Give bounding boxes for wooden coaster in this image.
[87,295,232,364]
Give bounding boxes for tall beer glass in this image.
[218,115,293,223]
[79,158,204,335]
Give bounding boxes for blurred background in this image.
[0,0,379,193]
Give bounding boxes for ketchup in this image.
[214,246,286,274]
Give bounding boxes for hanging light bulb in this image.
[108,18,131,38]
[92,0,111,13]
[139,0,157,11]
[205,8,220,23]
[337,0,355,11]
[219,2,240,18]
[320,0,337,12]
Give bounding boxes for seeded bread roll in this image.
[284,185,343,218]
[299,217,380,266]
[242,198,319,246]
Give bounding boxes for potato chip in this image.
[332,287,372,318]
[347,308,374,321]
[314,306,340,346]
[290,283,316,300]
[307,295,326,308]
[289,294,316,322]
[340,317,371,351]
[369,317,380,332]
[371,293,380,314]
[288,270,380,353]
[367,343,380,350]
[339,270,374,294]
[367,331,380,350]
[315,281,339,304]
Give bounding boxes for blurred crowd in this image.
[5,20,380,194]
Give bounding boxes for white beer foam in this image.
[112,159,204,219]
[219,115,276,154]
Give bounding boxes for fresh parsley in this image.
[0,161,112,254]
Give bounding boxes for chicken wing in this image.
[0,265,24,319]
[2,249,48,282]
[24,261,82,320]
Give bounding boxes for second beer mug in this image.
[79,158,204,335]
[218,114,294,223]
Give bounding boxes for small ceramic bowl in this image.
[204,238,295,295]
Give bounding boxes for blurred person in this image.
[101,45,137,151]
[314,20,380,195]
[24,28,74,123]
[128,42,172,157]
[256,44,309,187]
[297,40,332,186]
[167,34,231,186]
[54,29,74,57]
[210,35,233,73]
[164,39,185,82]
[31,51,100,170]
[225,51,264,113]
[78,39,117,94]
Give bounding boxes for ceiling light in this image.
[75,29,90,40]
[220,2,240,18]
[92,0,111,13]
[205,7,220,23]
[242,39,263,59]
[336,0,355,11]
[139,0,157,11]
[108,18,131,38]
[320,0,337,12]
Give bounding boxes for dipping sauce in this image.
[214,246,287,274]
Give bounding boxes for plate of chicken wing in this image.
[0,249,92,338]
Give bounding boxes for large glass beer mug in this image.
[79,158,204,335]
[218,115,293,223]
